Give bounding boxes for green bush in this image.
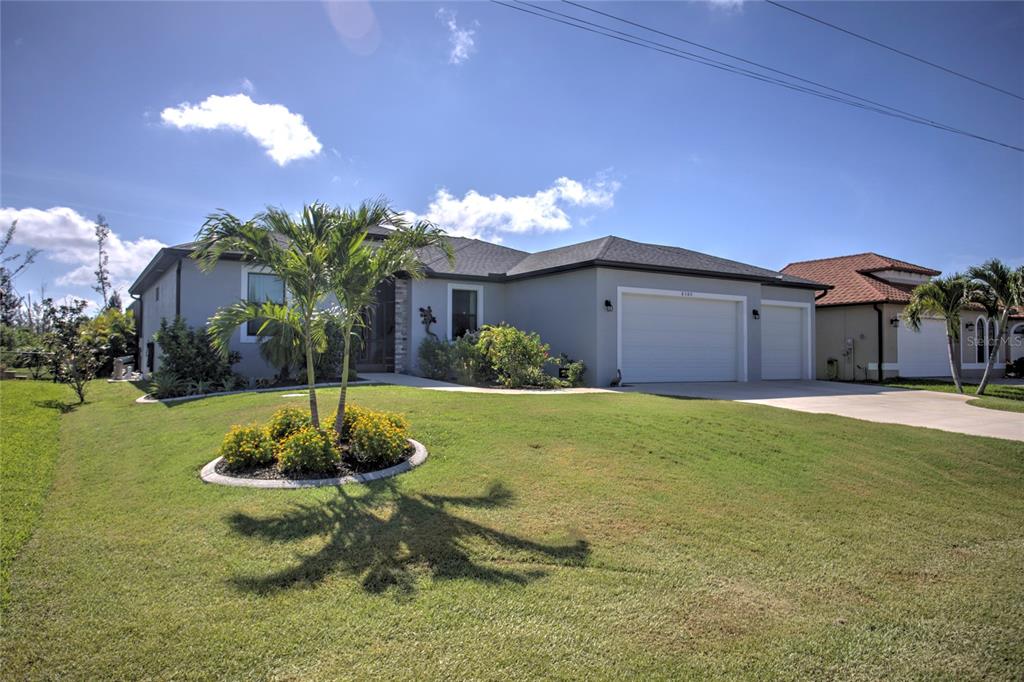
[150,369,186,398]
[276,427,339,474]
[266,407,312,443]
[348,411,410,468]
[555,353,586,387]
[219,424,274,470]
[153,317,239,386]
[417,336,453,380]
[477,323,559,388]
[452,332,492,385]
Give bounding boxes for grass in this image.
[883,378,1024,413]
[2,380,1023,679]
[0,379,75,608]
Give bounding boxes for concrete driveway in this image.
[621,380,1023,442]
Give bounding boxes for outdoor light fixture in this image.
[752,308,760,320]
[966,322,975,331]
[604,299,614,312]
[890,317,900,327]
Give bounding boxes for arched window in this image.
[975,316,987,363]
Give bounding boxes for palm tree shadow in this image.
[227,481,589,596]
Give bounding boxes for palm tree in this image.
[326,199,452,440]
[194,204,336,427]
[967,260,1024,396]
[905,274,980,393]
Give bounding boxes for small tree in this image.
[56,336,99,403]
[967,260,1024,396]
[326,199,451,440]
[41,298,89,380]
[905,274,979,393]
[93,214,112,307]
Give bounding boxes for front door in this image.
[354,280,396,372]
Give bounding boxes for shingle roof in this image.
[418,237,530,278]
[781,253,939,306]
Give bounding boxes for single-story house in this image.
[781,252,1023,382]
[128,231,827,386]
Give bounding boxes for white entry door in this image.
[761,304,807,380]
[897,318,951,377]
[619,290,743,383]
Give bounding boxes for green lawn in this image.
[2,380,1023,679]
[883,378,1024,413]
[0,379,73,608]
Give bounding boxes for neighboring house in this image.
[782,253,1022,382]
[129,232,827,386]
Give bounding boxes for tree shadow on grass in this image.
[33,399,77,414]
[227,481,590,597]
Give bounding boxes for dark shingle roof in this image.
[418,237,530,278]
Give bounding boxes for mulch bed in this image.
[213,444,414,481]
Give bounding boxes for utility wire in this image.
[490,0,1024,152]
[764,0,1024,102]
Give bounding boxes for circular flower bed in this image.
[201,405,423,487]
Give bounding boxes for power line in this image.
[764,0,1024,102]
[489,0,1024,153]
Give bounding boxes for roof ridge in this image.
[783,251,883,267]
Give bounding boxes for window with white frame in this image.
[449,285,481,338]
[246,272,285,337]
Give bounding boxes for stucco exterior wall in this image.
[139,262,179,373]
[813,304,899,381]
[407,278,507,374]
[503,269,599,383]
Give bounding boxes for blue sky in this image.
[2,0,1021,308]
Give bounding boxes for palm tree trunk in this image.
[977,308,1010,396]
[304,320,320,429]
[946,333,964,393]
[333,317,356,441]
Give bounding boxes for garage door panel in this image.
[761,304,805,380]
[620,293,740,383]
[897,318,951,377]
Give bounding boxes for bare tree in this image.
[93,214,112,307]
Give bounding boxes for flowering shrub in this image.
[349,411,410,468]
[266,407,312,443]
[276,427,339,474]
[325,404,372,442]
[219,424,274,470]
[477,323,560,388]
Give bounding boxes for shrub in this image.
[153,317,239,385]
[325,403,373,442]
[452,332,492,385]
[417,336,453,380]
[555,353,586,387]
[477,323,556,388]
[219,424,274,470]
[266,407,312,443]
[277,427,339,474]
[349,411,410,468]
[150,369,186,398]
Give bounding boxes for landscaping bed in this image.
[211,441,415,480]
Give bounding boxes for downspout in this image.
[872,303,884,383]
[175,258,182,319]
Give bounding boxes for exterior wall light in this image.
[604,299,613,312]
[965,322,975,331]
[890,317,900,327]
[752,308,760,320]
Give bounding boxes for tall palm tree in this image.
[967,259,1024,395]
[194,204,336,427]
[905,274,980,393]
[326,199,452,440]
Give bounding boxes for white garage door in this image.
[897,318,951,377]
[620,292,742,382]
[761,304,805,380]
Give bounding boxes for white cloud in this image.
[160,93,322,166]
[0,207,166,298]
[438,8,476,64]
[406,176,620,241]
[704,0,745,10]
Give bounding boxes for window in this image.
[246,272,285,336]
[975,316,987,363]
[155,286,160,302]
[450,287,479,338]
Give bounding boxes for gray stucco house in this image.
[128,230,826,386]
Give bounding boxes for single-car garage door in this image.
[761,304,807,380]
[897,317,951,377]
[620,291,743,382]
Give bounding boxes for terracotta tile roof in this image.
[781,253,940,306]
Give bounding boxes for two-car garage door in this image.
[619,290,809,382]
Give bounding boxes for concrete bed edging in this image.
[135,380,378,405]
[199,438,428,489]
